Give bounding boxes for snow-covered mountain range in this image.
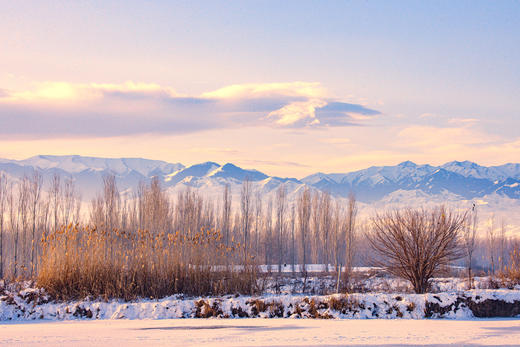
[1,155,520,234]
[2,155,519,202]
[303,160,520,202]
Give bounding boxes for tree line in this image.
[0,170,518,297]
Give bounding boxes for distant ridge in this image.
[1,155,519,203]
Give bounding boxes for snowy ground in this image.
[2,318,520,346]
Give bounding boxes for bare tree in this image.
[297,187,311,292]
[487,215,497,274]
[0,174,6,278]
[332,200,342,271]
[498,219,508,270]
[264,198,273,266]
[50,173,61,233]
[221,184,231,247]
[311,192,320,264]
[343,193,357,289]
[240,178,252,264]
[463,204,478,289]
[275,184,287,274]
[102,174,120,231]
[7,182,18,278]
[62,176,79,226]
[253,191,262,254]
[141,177,170,234]
[28,171,43,276]
[319,192,332,268]
[368,206,467,294]
[18,176,30,277]
[289,203,296,274]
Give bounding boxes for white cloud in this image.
[0,80,380,137]
[3,81,179,103]
[201,82,326,99]
[267,98,327,126]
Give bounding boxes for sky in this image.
[0,1,519,177]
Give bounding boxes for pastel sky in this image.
[1,1,519,177]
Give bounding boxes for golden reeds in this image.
[37,224,258,301]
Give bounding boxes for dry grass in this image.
[498,243,520,287]
[37,224,258,301]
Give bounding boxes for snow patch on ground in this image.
[2,287,520,321]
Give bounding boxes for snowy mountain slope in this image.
[302,161,520,202]
[17,155,184,176]
[1,155,520,234]
[1,155,520,209]
[441,160,520,181]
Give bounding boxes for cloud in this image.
[266,99,381,128]
[267,99,327,126]
[3,81,179,103]
[0,81,381,138]
[201,82,326,99]
[447,117,479,125]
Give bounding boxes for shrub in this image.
[498,243,520,287]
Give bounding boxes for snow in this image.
[2,318,520,346]
[2,287,520,321]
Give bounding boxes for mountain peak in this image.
[210,163,268,181]
[443,160,479,168]
[398,160,417,167]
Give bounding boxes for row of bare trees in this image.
[0,172,81,279]
[0,172,360,282]
[1,170,519,297]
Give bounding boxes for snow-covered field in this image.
[2,318,520,346]
[2,277,520,345]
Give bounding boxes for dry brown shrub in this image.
[498,243,520,287]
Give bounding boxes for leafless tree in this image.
[275,184,287,274]
[463,204,478,288]
[264,197,273,265]
[221,184,231,247]
[102,174,120,231]
[18,176,30,277]
[50,173,61,233]
[311,192,320,264]
[240,178,252,264]
[332,200,342,271]
[487,215,497,274]
[498,219,508,269]
[343,193,357,289]
[62,176,80,226]
[297,187,311,291]
[253,191,262,254]
[319,192,332,268]
[141,177,170,234]
[28,171,43,276]
[0,173,6,278]
[368,206,467,294]
[289,203,296,274]
[7,182,18,277]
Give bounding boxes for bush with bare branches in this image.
[368,206,467,294]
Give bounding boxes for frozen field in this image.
[2,318,520,346]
